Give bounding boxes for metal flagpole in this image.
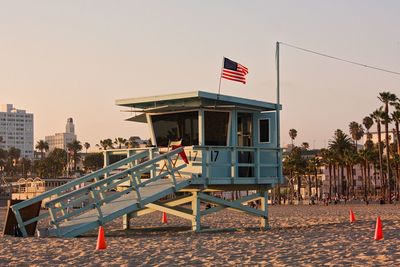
[215,57,225,107]
[276,42,282,181]
[276,43,280,148]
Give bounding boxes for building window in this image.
[151,111,199,147]
[204,111,229,146]
[259,119,270,143]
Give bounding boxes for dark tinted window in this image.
[259,119,270,143]
[204,111,229,146]
[152,111,198,147]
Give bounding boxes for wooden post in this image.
[260,190,269,230]
[122,213,131,230]
[191,191,201,232]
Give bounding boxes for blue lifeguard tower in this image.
[10,91,282,237]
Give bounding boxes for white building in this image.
[362,131,396,145]
[0,104,34,159]
[45,118,77,152]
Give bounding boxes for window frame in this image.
[258,118,270,144]
[149,109,199,147]
[203,110,231,147]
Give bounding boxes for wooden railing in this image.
[11,148,174,237]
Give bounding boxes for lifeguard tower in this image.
[9,91,282,237]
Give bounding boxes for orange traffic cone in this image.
[162,212,168,224]
[374,217,383,240]
[349,209,356,223]
[96,226,107,250]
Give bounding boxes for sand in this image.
[1,204,400,266]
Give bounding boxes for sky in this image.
[0,1,399,151]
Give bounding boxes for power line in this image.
[279,42,400,76]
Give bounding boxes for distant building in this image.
[0,104,34,159]
[45,118,77,152]
[362,131,396,145]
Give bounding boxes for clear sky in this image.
[1,1,399,150]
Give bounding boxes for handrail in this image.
[11,149,151,210]
[45,146,186,231]
[46,147,183,207]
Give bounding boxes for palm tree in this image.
[114,137,127,149]
[66,140,83,171]
[363,116,374,140]
[343,148,358,198]
[320,148,335,200]
[283,146,306,203]
[371,107,385,199]
[378,92,397,201]
[289,129,297,146]
[35,140,49,159]
[392,107,400,156]
[83,142,90,153]
[349,121,364,149]
[127,136,141,148]
[329,129,353,197]
[96,139,114,150]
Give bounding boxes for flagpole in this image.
[217,57,224,98]
[276,41,282,181]
[215,57,224,107]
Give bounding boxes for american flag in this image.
[221,57,248,84]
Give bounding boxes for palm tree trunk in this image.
[329,164,332,201]
[396,121,400,156]
[333,164,337,197]
[377,122,384,199]
[367,161,371,198]
[341,164,345,197]
[297,175,302,202]
[364,160,368,201]
[314,169,319,200]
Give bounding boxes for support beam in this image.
[260,190,269,230]
[146,203,194,221]
[191,192,201,232]
[129,195,194,217]
[122,213,131,230]
[198,192,265,217]
[201,193,262,216]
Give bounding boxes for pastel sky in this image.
[1,1,399,151]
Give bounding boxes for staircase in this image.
[10,147,192,237]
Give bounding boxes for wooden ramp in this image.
[10,147,191,237]
[54,178,191,237]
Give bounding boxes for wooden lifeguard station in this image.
[9,91,282,237]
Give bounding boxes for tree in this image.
[66,140,83,171]
[35,140,49,159]
[343,148,359,198]
[127,136,141,148]
[83,153,104,171]
[301,142,309,150]
[46,148,67,178]
[320,148,335,200]
[114,137,127,149]
[392,107,400,157]
[83,142,90,154]
[371,107,385,199]
[283,146,306,203]
[328,129,353,197]
[348,121,364,148]
[378,92,397,202]
[289,129,298,146]
[96,139,114,150]
[363,116,374,139]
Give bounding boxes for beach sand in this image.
[1,204,400,266]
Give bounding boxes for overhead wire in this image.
[279,42,400,76]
